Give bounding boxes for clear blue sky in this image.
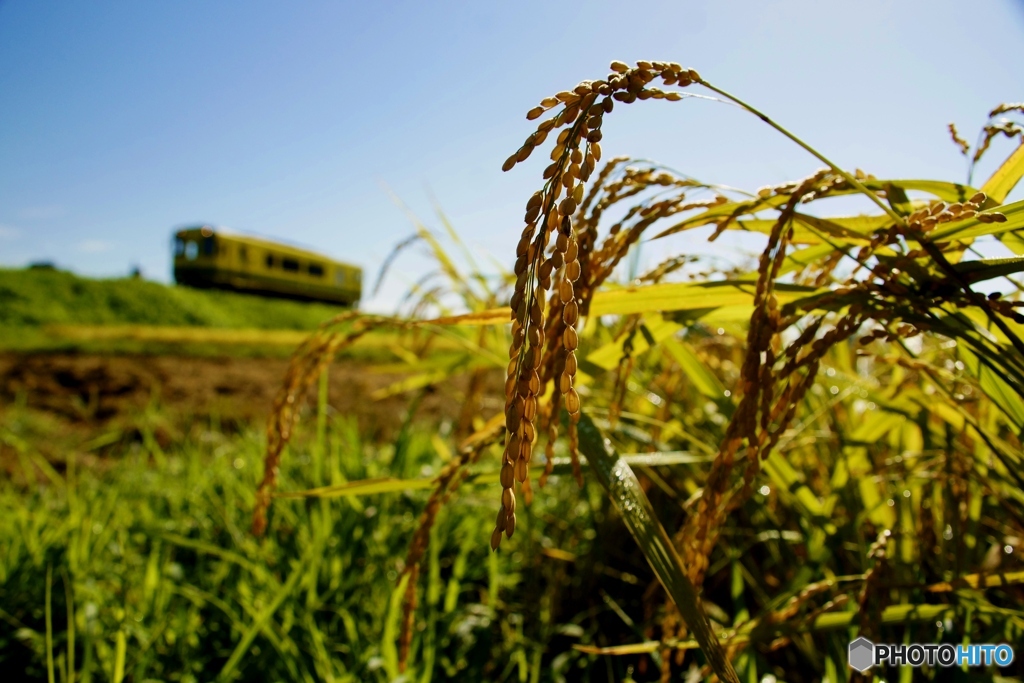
[1,1,1022,311]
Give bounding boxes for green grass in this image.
[0,397,656,682]
[0,268,349,331]
[0,267,364,356]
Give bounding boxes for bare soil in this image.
[0,351,494,441]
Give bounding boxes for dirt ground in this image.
[0,351,498,443]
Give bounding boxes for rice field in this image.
[3,60,1024,682]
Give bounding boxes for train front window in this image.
[282,258,299,272]
[184,241,199,260]
[174,238,185,256]
[308,263,324,277]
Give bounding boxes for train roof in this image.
[175,225,361,271]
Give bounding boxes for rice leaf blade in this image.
[575,413,740,683]
[862,179,979,203]
[981,141,1024,204]
[661,337,726,399]
[951,255,1024,283]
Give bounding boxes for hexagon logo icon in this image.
[848,637,875,672]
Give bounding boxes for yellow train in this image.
[172,225,361,306]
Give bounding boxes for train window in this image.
[174,238,185,256]
[282,258,299,272]
[239,246,248,262]
[308,263,324,277]
[202,237,216,256]
[266,254,275,268]
[185,241,199,260]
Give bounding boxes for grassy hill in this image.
[0,267,349,330]
[0,268,358,355]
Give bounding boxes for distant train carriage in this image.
[172,225,361,306]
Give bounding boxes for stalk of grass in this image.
[381,572,411,680]
[217,538,316,680]
[45,564,55,683]
[62,569,75,683]
[112,630,126,683]
[574,412,740,683]
[696,82,903,224]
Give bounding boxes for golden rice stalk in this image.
[678,173,832,584]
[979,102,1024,189]
[989,102,1024,118]
[503,57,1024,675]
[657,169,1019,655]
[607,317,641,427]
[252,313,398,536]
[657,172,882,676]
[973,120,1024,164]
[948,122,970,157]
[494,61,708,548]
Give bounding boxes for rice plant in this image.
[257,62,1024,681]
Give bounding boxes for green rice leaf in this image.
[652,195,792,240]
[589,281,819,317]
[586,314,682,370]
[958,342,1024,430]
[661,337,726,399]
[863,179,979,203]
[427,281,822,326]
[777,244,844,275]
[736,213,887,245]
[981,141,1024,204]
[575,412,740,683]
[793,213,891,240]
[952,256,1024,284]
[273,477,436,499]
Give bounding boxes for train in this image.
[172,225,362,306]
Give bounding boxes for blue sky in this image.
[1,1,1022,311]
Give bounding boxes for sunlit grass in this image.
[1,395,656,682]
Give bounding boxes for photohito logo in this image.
[848,637,1015,671]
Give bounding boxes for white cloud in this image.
[77,239,114,253]
[0,225,19,240]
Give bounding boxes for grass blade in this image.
[275,453,714,501]
[927,569,1024,592]
[45,564,55,683]
[575,413,740,683]
[62,570,75,683]
[861,179,978,203]
[112,630,126,683]
[573,603,958,655]
[421,281,821,326]
[216,547,312,681]
[981,140,1024,204]
[661,337,726,399]
[273,476,437,499]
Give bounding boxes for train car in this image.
[172,225,361,306]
